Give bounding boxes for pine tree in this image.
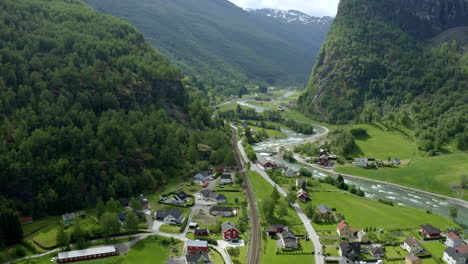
[56,225,70,250]
[124,212,139,235]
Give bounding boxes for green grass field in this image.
[324,246,339,257]
[209,248,225,264]
[228,246,247,264]
[216,191,244,205]
[349,123,418,159]
[334,152,468,199]
[261,239,314,264]
[310,190,457,231]
[422,241,446,260]
[159,224,182,234]
[249,125,286,138]
[247,100,279,111]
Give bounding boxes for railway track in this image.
[231,125,260,264]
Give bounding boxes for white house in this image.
[155,208,184,225]
[403,237,424,254]
[357,230,369,243]
[446,232,463,248]
[443,245,468,264]
[354,158,368,168]
[220,174,233,184]
[283,168,297,177]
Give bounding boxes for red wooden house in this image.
[187,240,208,254]
[222,221,239,240]
[20,217,33,224]
[317,155,330,166]
[420,225,441,238]
[194,228,209,236]
[297,189,308,202]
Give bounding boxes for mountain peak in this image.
[245,8,333,26]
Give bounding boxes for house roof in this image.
[196,170,213,178]
[406,254,420,262]
[339,241,361,252]
[58,246,116,260]
[187,240,208,248]
[456,245,468,254]
[210,206,233,212]
[297,188,307,195]
[317,204,332,214]
[221,174,232,180]
[185,252,210,262]
[62,213,75,221]
[420,224,440,234]
[447,232,461,241]
[280,230,296,240]
[195,229,209,233]
[222,221,238,233]
[445,246,468,259]
[155,208,183,220]
[404,237,419,247]
[216,194,227,201]
[338,257,354,264]
[297,178,307,185]
[176,191,188,199]
[201,189,212,197]
[337,221,350,231]
[370,247,385,255]
[268,224,286,232]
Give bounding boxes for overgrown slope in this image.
[0,0,233,218]
[298,0,468,152]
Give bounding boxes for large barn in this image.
[57,246,118,263]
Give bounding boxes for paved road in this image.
[235,135,324,264]
[231,125,261,264]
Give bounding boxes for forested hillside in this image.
[83,0,331,97]
[0,0,234,220]
[298,0,468,152]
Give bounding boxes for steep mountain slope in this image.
[0,0,233,217]
[245,8,333,27]
[83,0,331,87]
[298,0,468,151]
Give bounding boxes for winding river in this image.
[253,128,468,232]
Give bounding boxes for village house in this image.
[185,252,211,264]
[194,228,209,236]
[209,206,236,217]
[267,224,287,237]
[216,167,226,173]
[257,157,278,170]
[403,237,424,254]
[339,241,362,261]
[195,170,214,182]
[278,230,298,249]
[446,232,464,248]
[20,217,33,225]
[337,221,357,237]
[155,208,184,225]
[317,205,333,216]
[318,155,331,167]
[406,254,422,264]
[220,174,233,184]
[370,246,385,258]
[357,230,369,243]
[201,190,227,204]
[222,221,239,240]
[443,245,468,264]
[392,158,401,165]
[62,213,76,226]
[187,240,209,254]
[354,158,368,168]
[420,224,441,238]
[283,167,298,177]
[296,178,307,189]
[139,194,150,210]
[57,246,118,263]
[174,191,188,202]
[297,188,308,202]
[118,212,128,224]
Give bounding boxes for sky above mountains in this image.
[228,0,339,17]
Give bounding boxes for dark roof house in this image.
[339,241,362,261]
[370,247,385,258]
[317,204,332,214]
[279,230,298,249]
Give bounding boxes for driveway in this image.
[217,240,245,249]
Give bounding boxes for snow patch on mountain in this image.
[245,8,333,26]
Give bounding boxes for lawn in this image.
[334,152,468,199]
[228,246,247,264]
[261,239,314,264]
[30,224,59,248]
[159,224,182,234]
[324,246,339,257]
[248,171,306,234]
[422,241,446,260]
[216,191,244,205]
[349,123,418,159]
[247,100,279,111]
[209,248,225,264]
[310,191,457,231]
[22,216,60,236]
[384,245,407,259]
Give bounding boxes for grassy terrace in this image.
[249,125,286,138]
[309,190,458,231]
[335,152,468,200]
[14,236,182,264]
[247,171,314,264]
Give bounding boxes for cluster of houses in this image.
[336,222,467,264]
[354,157,401,168]
[267,224,299,250]
[160,191,190,205]
[200,190,227,204]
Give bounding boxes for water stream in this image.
[253,129,468,232]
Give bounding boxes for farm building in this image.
[57,246,118,263]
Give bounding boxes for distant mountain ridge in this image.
[245,8,333,27]
[83,0,331,90]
